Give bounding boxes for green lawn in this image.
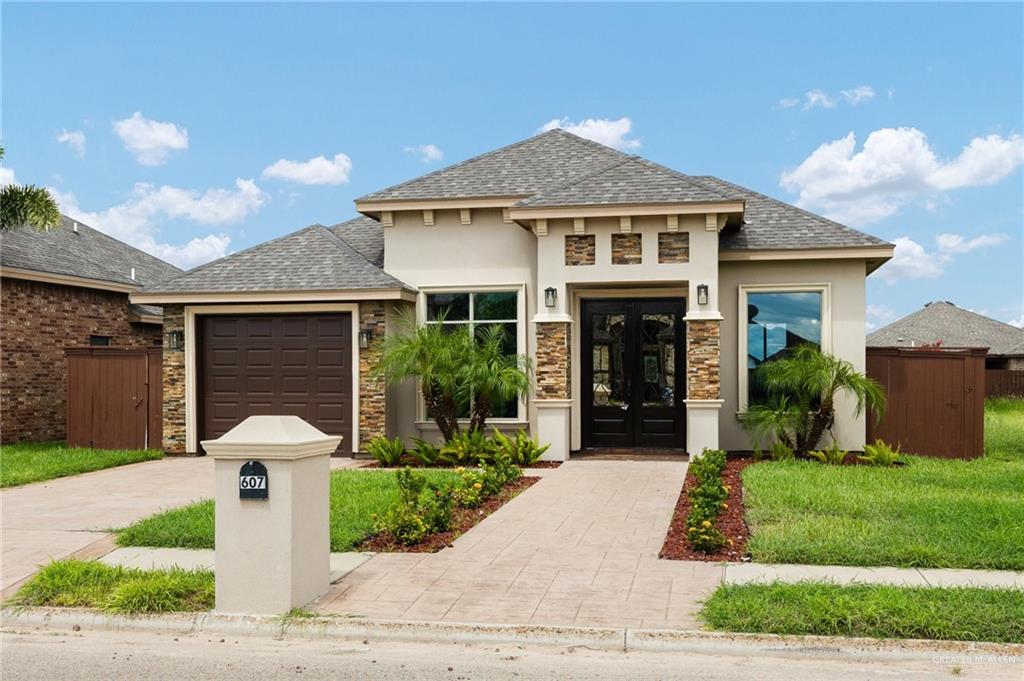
[0,442,163,488]
[117,468,459,552]
[741,399,1024,570]
[13,559,214,615]
[700,581,1024,643]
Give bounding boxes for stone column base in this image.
[534,399,571,461]
[684,399,724,456]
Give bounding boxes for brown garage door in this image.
[199,313,352,455]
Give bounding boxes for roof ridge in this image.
[692,175,890,244]
[356,129,629,202]
[317,224,399,281]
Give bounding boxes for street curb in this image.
[3,607,1022,658]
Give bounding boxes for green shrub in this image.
[859,439,903,466]
[769,440,795,461]
[492,429,550,466]
[440,430,496,465]
[451,467,486,508]
[372,467,453,545]
[685,448,730,553]
[688,521,728,553]
[409,438,442,466]
[366,436,406,467]
[808,442,849,465]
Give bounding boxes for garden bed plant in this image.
[362,429,556,468]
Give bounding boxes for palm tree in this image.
[0,146,61,232]
[464,324,532,433]
[739,344,886,456]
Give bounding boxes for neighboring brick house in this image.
[134,129,894,458]
[0,216,181,443]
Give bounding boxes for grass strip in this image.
[117,468,460,552]
[700,581,1024,643]
[13,559,214,615]
[0,442,163,488]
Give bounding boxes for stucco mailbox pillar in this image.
[201,415,341,615]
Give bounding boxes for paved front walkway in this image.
[316,460,723,629]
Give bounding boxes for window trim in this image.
[737,283,831,413]
[416,284,527,423]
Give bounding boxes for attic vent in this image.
[130,267,136,281]
[72,222,79,233]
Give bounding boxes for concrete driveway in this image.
[1,456,215,594]
[316,460,723,629]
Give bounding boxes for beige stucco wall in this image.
[718,258,869,452]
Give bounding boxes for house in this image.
[133,129,894,459]
[867,301,1024,369]
[0,216,182,443]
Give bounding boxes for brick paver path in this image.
[316,460,723,629]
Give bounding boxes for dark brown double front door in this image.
[581,299,685,450]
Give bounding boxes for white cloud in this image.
[56,129,86,158]
[404,144,443,164]
[841,85,876,105]
[51,179,266,269]
[780,127,1024,224]
[865,303,898,331]
[540,117,641,150]
[803,89,837,110]
[1008,316,1024,328]
[113,112,189,166]
[876,233,1008,284]
[777,97,800,110]
[261,153,352,185]
[935,232,1009,254]
[0,166,15,186]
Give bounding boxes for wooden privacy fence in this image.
[866,347,986,459]
[66,347,162,450]
[986,370,1024,397]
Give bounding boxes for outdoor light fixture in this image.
[167,330,184,350]
[359,329,372,349]
[544,287,557,308]
[696,284,709,306]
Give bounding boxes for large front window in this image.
[741,286,827,407]
[425,290,520,419]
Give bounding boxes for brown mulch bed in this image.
[659,456,754,562]
[359,459,561,469]
[357,476,540,553]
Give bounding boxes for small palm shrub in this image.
[366,436,406,467]
[492,429,550,466]
[686,449,730,553]
[372,467,452,545]
[768,440,795,461]
[440,430,496,465]
[859,439,903,466]
[808,442,849,465]
[409,438,442,466]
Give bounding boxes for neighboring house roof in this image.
[0,215,182,288]
[357,129,629,201]
[695,176,892,251]
[139,221,411,295]
[514,156,739,208]
[866,301,1024,356]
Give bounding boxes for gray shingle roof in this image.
[867,301,1024,356]
[357,129,629,201]
[693,176,892,251]
[328,216,384,268]
[514,157,739,207]
[140,222,411,294]
[0,215,182,286]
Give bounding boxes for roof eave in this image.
[130,286,418,306]
[507,200,745,220]
[355,195,532,218]
[0,266,138,293]
[719,244,895,272]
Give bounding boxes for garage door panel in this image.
[200,313,352,455]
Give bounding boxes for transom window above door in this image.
[424,290,521,419]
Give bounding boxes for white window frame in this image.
[737,283,831,413]
[415,284,528,424]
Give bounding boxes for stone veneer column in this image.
[358,301,387,450]
[534,321,572,461]
[162,304,187,454]
[685,319,723,455]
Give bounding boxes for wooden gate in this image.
[66,347,162,450]
[866,347,986,459]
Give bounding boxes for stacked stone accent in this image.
[161,305,187,453]
[564,235,596,266]
[658,232,690,263]
[686,320,721,400]
[358,301,388,448]
[535,322,571,399]
[611,233,642,264]
[1,277,161,443]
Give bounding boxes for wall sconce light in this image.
[544,287,557,309]
[696,284,709,306]
[359,329,372,350]
[167,330,184,350]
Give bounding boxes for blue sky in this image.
[4,3,1022,328]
